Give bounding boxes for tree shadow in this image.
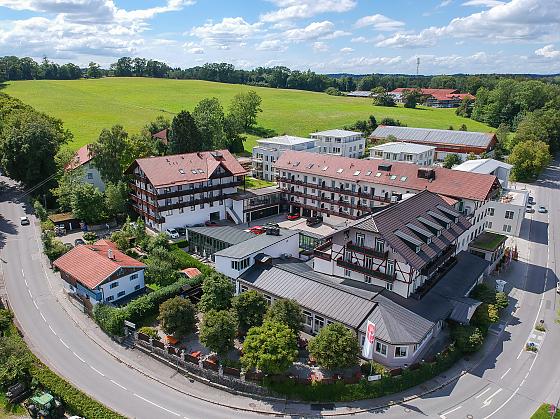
[246,126,278,138]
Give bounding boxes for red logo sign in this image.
[367,323,376,343]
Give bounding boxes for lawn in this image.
[470,231,507,251]
[244,176,276,189]
[1,78,493,153]
[532,403,560,419]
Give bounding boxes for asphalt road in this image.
[1,158,559,419]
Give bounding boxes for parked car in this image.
[556,282,560,294]
[74,238,85,246]
[528,196,535,204]
[249,226,266,235]
[306,215,323,227]
[538,206,547,213]
[287,213,300,221]
[205,220,218,227]
[264,222,280,229]
[176,227,186,237]
[526,205,535,213]
[166,228,180,239]
[20,216,30,225]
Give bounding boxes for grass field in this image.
[2,78,493,152]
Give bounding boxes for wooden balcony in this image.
[346,241,388,259]
[336,257,396,282]
[313,241,332,261]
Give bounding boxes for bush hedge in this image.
[94,275,204,336]
[169,247,213,275]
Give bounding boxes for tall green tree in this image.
[241,321,298,374]
[308,323,360,370]
[228,90,262,130]
[232,290,268,334]
[70,182,106,223]
[86,62,102,78]
[401,88,424,109]
[89,125,129,184]
[158,297,197,338]
[168,110,201,154]
[193,98,226,150]
[198,273,234,313]
[264,299,303,333]
[443,153,462,169]
[508,140,551,181]
[51,148,85,211]
[199,310,237,356]
[104,181,128,218]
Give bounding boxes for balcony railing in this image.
[286,189,373,213]
[313,241,332,261]
[155,179,243,199]
[290,201,360,220]
[420,245,457,277]
[336,258,396,282]
[346,241,388,259]
[158,192,238,212]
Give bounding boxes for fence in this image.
[134,333,271,397]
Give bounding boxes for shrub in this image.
[325,87,342,96]
[198,273,234,313]
[470,283,496,304]
[0,308,13,332]
[535,323,546,332]
[83,231,98,244]
[138,326,159,340]
[308,323,360,370]
[452,325,484,353]
[199,310,237,356]
[169,248,212,275]
[93,304,126,336]
[232,290,268,334]
[33,200,48,222]
[158,297,197,337]
[472,303,500,331]
[495,292,509,310]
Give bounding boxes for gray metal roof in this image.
[214,229,299,259]
[186,226,253,246]
[257,135,314,146]
[310,129,363,138]
[369,141,436,154]
[449,298,482,324]
[371,126,494,148]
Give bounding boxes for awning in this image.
[449,297,482,324]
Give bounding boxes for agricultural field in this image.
[2,78,492,153]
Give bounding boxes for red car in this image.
[249,226,266,235]
[287,213,300,221]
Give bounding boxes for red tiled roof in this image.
[390,88,474,101]
[53,240,146,290]
[276,150,498,202]
[66,144,93,171]
[181,267,202,278]
[152,129,169,145]
[126,149,249,188]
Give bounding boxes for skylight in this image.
[307,163,314,169]
[390,175,397,180]
[375,172,382,177]
[353,171,360,176]
[191,170,197,174]
[400,176,407,182]
[365,171,372,176]
[197,169,204,174]
[337,168,344,173]
[322,166,328,171]
[293,162,300,167]
[179,169,185,174]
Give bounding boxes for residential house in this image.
[389,88,474,108]
[369,142,436,166]
[370,126,496,161]
[125,150,249,231]
[66,144,106,192]
[309,129,366,158]
[53,240,146,304]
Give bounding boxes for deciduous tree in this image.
[308,323,360,370]
[169,110,201,154]
[443,153,462,169]
[198,273,234,312]
[232,290,268,334]
[89,125,129,184]
[199,310,237,356]
[193,98,226,150]
[264,299,303,333]
[158,297,197,338]
[508,140,551,181]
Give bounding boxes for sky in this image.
[0,0,559,75]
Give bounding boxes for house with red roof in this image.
[53,240,146,304]
[66,144,106,192]
[389,88,474,108]
[125,150,249,231]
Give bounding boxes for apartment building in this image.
[252,135,317,181]
[370,126,496,161]
[66,144,106,192]
[125,150,249,231]
[369,142,436,166]
[309,129,365,158]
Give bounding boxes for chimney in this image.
[108,248,114,260]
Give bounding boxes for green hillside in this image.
[2,78,492,152]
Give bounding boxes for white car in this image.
[20,216,30,225]
[165,228,179,239]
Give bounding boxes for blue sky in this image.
[0,0,558,74]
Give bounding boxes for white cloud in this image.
[255,39,287,51]
[183,41,204,54]
[535,44,560,58]
[462,0,505,6]
[189,17,262,49]
[260,0,356,22]
[355,14,405,31]
[312,41,328,51]
[282,20,335,41]
[340,47,354,53]
[376,0,560,49]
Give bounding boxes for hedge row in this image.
[265,345,462,402]
[94,275,204,336]
[30,363,124,419]
[169,247,213,275]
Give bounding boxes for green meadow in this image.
[2,77,492,152]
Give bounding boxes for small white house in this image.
[369,142,436,166]
[53,240,146,304]
[309,129,366,158]
[67,144,106,192]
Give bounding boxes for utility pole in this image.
[416,57,420,76]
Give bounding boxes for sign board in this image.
[124,320,136,329]
[361,321,376,359]
[367,375,381,382]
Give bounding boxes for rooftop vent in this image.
[378,163,392,172]
[179,169,185,174]
[417,168,435,180]
[107,248,115,260]
[211,151,223,159]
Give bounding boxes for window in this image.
[240,285,248,293]
[487,221,493,229]
[390,175,397,180]
[129,274,138,281]
[303,311,313,326]
[87,172,93,179]
[191,206,195,211]
[395,346,408,358]
[314,315,325,332]
[117,291,126,298]
[344,269,351,277]
[200,203,204,209]
[364,275,372,284]
[503,224,512,233]
[375,341,387,356]
[167,209,173,216]
[179,207,184,213]
[264,295,272,305]
[110,282,119,289]
[488,207,495,216]
[386,282,393,291]
[375,238,384,253]
[231,257,251,271]
[134,284,141,290]
[356,233,365,247]
[106,296,114,302]
[505,210,514,219]
[386,261,395,277]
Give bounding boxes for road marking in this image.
[59,338,69,349]
[482,388,503,408]
[516,348,524,359]
[439,405,462,418]
[33,300,38,310]
[21,268,24,277]
[525,372,530,379]
[48,325,57,336]
[529,353,538,371]
[500,368,511,380]
[27,288,32,298]
[110,379,127,391]
[476,387,492,399]
[133,393,180,417]
[73,352,85,363]
[24,278,28,287]
[520,379,525,387]
[40,312,46,322]
[90,366,105,377]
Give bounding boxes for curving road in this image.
[1,158,559,419]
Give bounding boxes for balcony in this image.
[158,192,239,212]
[420,245,457,277]
[336,257,396,282]
[287,189,373,213]
[156,179,243,199]
[313,241,332,261]
[131,204,164,224]
[345,241,388,259]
